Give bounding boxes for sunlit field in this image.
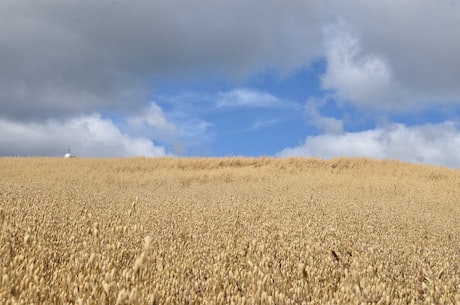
[1,157,459,304]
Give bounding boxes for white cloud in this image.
[321,22,407,109]
[149,93,215,151]
[127,102,177,139]
[251,119,281,130]
[0,114,167,157]
[216,89,285,108]
[178,119,213,142]
[278,122,460,168]
[305,98,344,134]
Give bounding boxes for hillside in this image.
[1,157,459,304]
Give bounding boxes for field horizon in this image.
[1,157,459,304]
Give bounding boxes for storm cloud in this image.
[0,0,323,119]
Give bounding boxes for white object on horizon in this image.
[64,149,76,158]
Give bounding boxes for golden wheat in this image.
[0,157,459,304]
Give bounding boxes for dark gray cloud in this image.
[326,0,460,109]
[4,0,459,117]
[0,0,324,119]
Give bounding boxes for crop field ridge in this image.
[1,157,459,304]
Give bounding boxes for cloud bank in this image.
[278,122,460,168]
[0,115,167,157]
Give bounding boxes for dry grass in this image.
[1,157,459,304]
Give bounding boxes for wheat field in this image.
[1,157,459,304]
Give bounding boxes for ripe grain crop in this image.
[0,157,459,304]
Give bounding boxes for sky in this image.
[1,0,460,168]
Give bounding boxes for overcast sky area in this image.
[1,0,460,168]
